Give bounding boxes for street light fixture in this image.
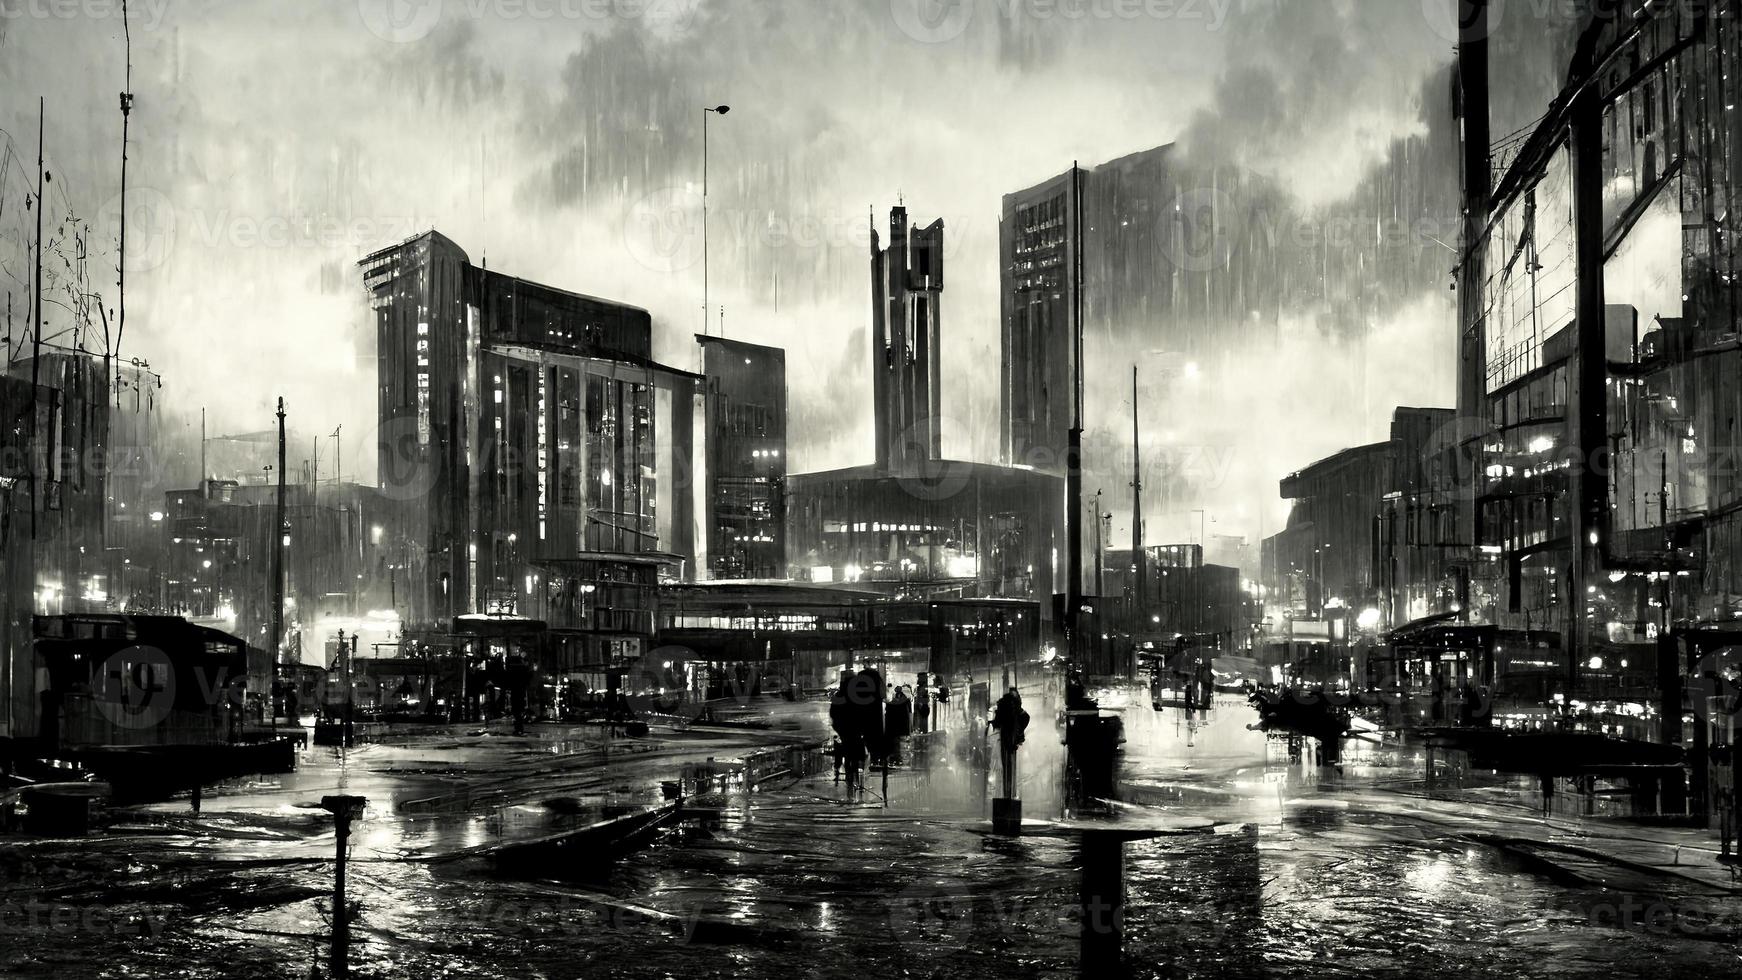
[702,104,730,338]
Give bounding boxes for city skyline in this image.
[3,5,1741,978]
[2,0,1498,549]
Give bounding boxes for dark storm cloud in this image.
[1176,0,1451,202]
[0,0,1526,537]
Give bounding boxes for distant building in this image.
[33,614,247,750]
[160,477,390,700]
[871,206,943,473]
[999,165,1080,474]
[697,335,786,580]
[1259,406,1457,631]
[1105,543,1255,655]
[1001,146,1222,472]
[788,205,1064,606]
[1372,407,1462,628]
[1,353,115,738]
[360,232,705,635]
[787,459,1062,600]
[1262,441,1394,620]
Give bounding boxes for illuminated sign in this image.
[537,368,548,539]
[415,321,431,444]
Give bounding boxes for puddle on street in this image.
[3,701,1739,978]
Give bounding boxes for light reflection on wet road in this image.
[3,695,1740,979]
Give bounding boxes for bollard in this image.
[320,795,367,978]
[993,744,1022,835]
[1079,830,1126,978]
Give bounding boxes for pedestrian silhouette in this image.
[990,687,1029,797]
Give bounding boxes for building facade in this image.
[789,205,1063,605]
[1263,441,1395,620]
[787,460,1063,601]
[871,206,944,473]
[1455,0,1741,685]
[360,231,705,632]
[1000,166,1081,473]
[697,335,786,580]
[1105,543,1256,655]
[1,354,117,738]
[1434,0,1739,827]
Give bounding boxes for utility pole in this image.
[1131,366,1144,625]
[115,0,132,362]
[1066,161,1085,645]
[701,104,730,337]
[340,630,356,749]
[1455,0,1491,620]
[1568,12,1608,701]
[271,398,287,725]
[30,97,43,538]
[1093,490,1105,597]
[703,108,710,337]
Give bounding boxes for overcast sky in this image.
[1,0,1500,544]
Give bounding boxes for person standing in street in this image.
[990,687,1029,798]
[887,685,913,764]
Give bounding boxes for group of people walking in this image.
[828,670,954,796]
[828,669,1036,801]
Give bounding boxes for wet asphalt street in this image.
[2,694,1739,979]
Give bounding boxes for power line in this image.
[0,128,37,187]
[1489,110,1550,154]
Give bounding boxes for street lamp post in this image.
[320,794,367,979]
[702,104,730,337]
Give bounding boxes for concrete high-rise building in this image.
[1450,0,1742,760]
[361,231,705,631]
[999,167,1081,475]
[871,206,943,473]
[697,334,787,580]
